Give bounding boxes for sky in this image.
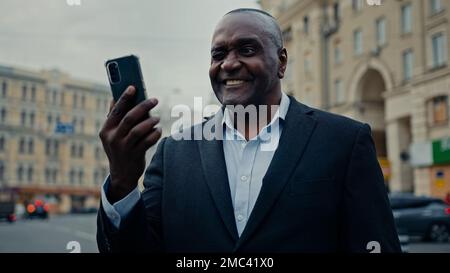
[0,0,259,106]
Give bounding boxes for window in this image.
[334,46,342,64]
[432,32,447,68]
[45,168,50,183]
[69,169,75,184]
[403,49,414,81]
[0,108,5,124]
[428,95,448,125]
[81,95,86,109]
[0,136,4,152]
[73,93,78,108]
[31,85,36,101]
[354,29,363,55]
[20,111,26,126]
[334,79,344,104]
[72,117,77,131]
[46,139,59,157]
[352,0,363,12]
[430,0,443,15]
[78,144,84,158]
[0,161,4,182]
[22,84,27,100]
[94,170,99,185]
[80,118,85,133]
[78,170,84,185]
[376,17,386,46]
[71,143,76,157]
[29,112,35,127]
[1,81,7,98]
[28,138,34,154]
[282,27,292,43]
[60,92,65,106]
[52,170,58,184]
[96,98,100,110]
[52,90,57,105]
[19,138,25,154]
[46,89,50,103]
[17,165,24,183]
[27,166,33,182]
[303,16,309,34]
[333,2,340,22]
[54,140,59,156]
[401,4,412,34]
[47,114,53,127]
[45,139,51,155]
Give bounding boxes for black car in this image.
[390,194,450,242]
[0,201,16,223]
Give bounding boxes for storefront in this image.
[410,137,450,199]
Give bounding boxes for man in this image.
[97,8,401,252]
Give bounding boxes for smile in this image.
[223,79,247,86]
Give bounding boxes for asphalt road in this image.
[0,214,98,253]
[0,214,449,253]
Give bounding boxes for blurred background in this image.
[0,0,450,253]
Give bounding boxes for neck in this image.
[229,91,282,141]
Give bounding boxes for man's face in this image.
[209,13,283,106]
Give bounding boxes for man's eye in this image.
[212,52,225,60]
[239,47,256,56]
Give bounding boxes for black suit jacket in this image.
[97,96,401,253]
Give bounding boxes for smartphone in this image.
[105,55,147,105]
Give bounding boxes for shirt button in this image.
[241,175,248,181]
[237,215,244,222]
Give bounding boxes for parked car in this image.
[25,199,49,219]
[0,201,16,223]
[389,193,450,242]
[0,190,16,223]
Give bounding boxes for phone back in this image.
[105,55,147,104]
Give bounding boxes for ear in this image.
[277,48,288,79]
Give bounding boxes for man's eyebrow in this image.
[211,37,263,52]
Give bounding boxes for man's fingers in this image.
[103,86,136,129]
[115,98,159,138]
[135,127,162,152]
[107,100,115,117]
[125,116,160,147]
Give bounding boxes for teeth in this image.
[225,80,244,86]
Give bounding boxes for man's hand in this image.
[99,86,162,203]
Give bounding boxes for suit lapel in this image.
[197,114,239,242]
[234,98,317,251]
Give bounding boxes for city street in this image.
[0,214,98,253]
[0,214,450,253]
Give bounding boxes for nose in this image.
[220,52,242,72]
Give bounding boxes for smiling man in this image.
[97,8,401,253]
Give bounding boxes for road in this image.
[0,214,98,253]
[0,214,449,253]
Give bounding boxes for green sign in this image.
[432,138,450,164]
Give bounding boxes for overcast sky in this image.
[0,0,259,106]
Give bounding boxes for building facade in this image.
[0,65,110,213]
[260,0,450,198]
